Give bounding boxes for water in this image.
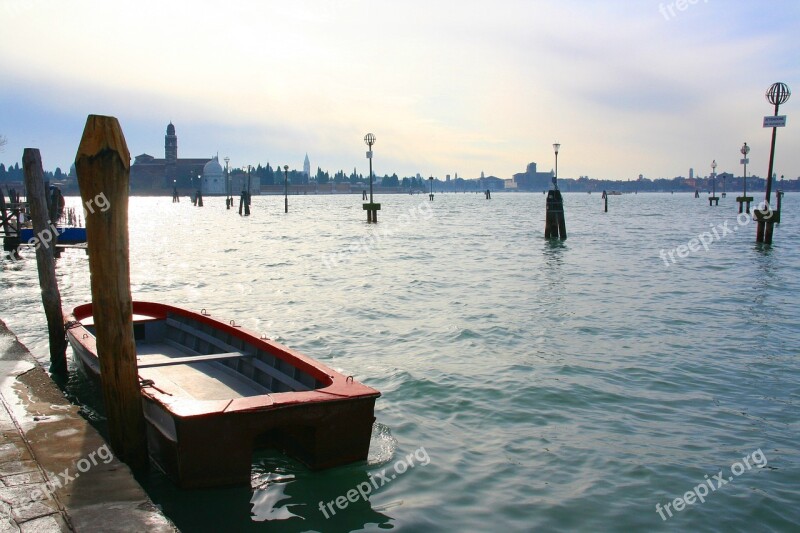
[1,192,798,532]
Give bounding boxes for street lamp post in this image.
[544,142,566,239]
[284,165,289,213]
[737,143,751,214]
[196,173,203,207]
[366,134,375,204]
[709,160,718,206]
[224,156,230,209]
[362,133,380,222]
[552,143,560,190]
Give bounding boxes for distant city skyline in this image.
[1,1,798,181]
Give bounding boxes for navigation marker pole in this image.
[756,82,790,244]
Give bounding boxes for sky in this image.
[1,0,799,181]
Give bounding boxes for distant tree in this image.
[54,167,63,180]
[381,174,399,187]
[0,163,6,182]
[316,166,329,184]
[264,163,275,185]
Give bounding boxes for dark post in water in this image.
[283,165,289,214]
[75,114,148,471]
[23,148,67,374]
[544,142,567,239]
[756,82,790,244]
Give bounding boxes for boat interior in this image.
[81,312,330,401]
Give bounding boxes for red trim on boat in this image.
[65,301,380,417]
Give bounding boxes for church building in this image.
[130,123,213,192]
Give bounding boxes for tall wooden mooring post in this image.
[23,148,67,374]
[75,115,148,470]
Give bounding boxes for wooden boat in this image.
[64,301,380,488]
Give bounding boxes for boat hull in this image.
[19,226,87,244]
[65,301,380,488]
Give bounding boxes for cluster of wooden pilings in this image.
[0,188,23,257]
[544,189,567,239]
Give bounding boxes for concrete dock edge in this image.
[0,319,177,532]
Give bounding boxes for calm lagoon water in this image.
[1,192,798,532]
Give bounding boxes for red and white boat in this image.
[64,301,380,488]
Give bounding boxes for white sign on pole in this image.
[366,151,373,159]
[763,115,787,128]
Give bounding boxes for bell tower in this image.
[165,122,177,164]
[164,122,178,187]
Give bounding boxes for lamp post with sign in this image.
[736,143,752,214]
[362,133,380,222]
[709,160,718,206]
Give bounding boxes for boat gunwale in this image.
[65,301,380,417]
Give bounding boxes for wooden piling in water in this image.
[544,190,567,240]
[1,191,21,257]
[75,114,148,471]
[23,149,67,375]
